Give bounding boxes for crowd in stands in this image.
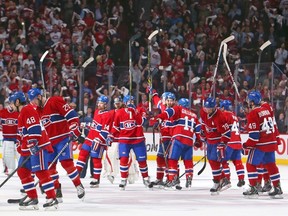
[0,0,288,133]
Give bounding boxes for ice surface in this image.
[0,161,288,215]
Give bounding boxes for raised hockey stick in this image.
[40,50,49,97]
[129,32,142,95]
[255,40,271,88]
[0,155,31,188]
[210,35,235,97]
[222,43,240,98]
[7,139,71,204]
[147,29,162,111]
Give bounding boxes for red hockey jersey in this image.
[111,107,145,144]
[18,104,52,156]
[0,108,19,140]
[245,106,277,152]
[200,108,230,145]
[222,110,242,149]
[37,96,81,146]
[84,109,114,146]
[157,105,201,146]
[152,94,172,142]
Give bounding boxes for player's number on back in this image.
[231,121,240,135]
[262,117,275,134]
[184,116,195,132]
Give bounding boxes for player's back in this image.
[171,106,200,146]
[223,110,242,149]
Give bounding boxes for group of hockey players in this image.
[0,86,284,211]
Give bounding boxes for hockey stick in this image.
[255,40,271,88]
[147,29,162,111]
[40,50,49,97]
[7,139,71,204]
[197,143,207,176]
[169,154,206,184]
[79,57,94,112]
[222,43,240,98]
[210,35,235,97]
[129,32,141,95]
[0,155,31,188]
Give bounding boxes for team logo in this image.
[41,116,51,127]
[5,118,17,125]
[123,120,136,129]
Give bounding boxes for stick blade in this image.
[82,57,94,68]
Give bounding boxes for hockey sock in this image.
[209,160,222,182]
[17,167,37,199]
[184,159,193,179]
[36,170,56,199]
[119,157,129,179]
[167,159,178,181]
[76,149,89,173]
[221,161,231,180]
[92,157,102,180]
[233,160,245,180]
[246,163,258,186]
[264,163,280,186]
[138,160,149,178]
[61,159,81,186]
[156,156,166,180]
[48,162,60,189]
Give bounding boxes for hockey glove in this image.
[194,140,203,148]
[106,136,113,147]
[29,145,40,155]
[217,142,226,161]
[152,118,161,130]
[77,135,85,144]
[27,139,40,155]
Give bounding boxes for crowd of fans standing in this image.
[0,0,288,133]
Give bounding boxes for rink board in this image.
[1,132,288,164]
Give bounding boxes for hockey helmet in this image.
[204,97,216,108]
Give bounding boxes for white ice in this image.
[0,161,288,216]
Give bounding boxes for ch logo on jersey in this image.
[123,120,136,129]
[5,118,17,125]
[41,116,51,127]
[205,126,215,133]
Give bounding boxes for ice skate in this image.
[107,175,115,184]
[185,176,192,189]
[43,198,58,210]
[55,184,63,203]
[237,179,245,187]
[119,179,127,190]
[269,184,283,199]
[90,179,100,188]
[76,183,85,200]
[19,197,39,210]
[262,180,272,193]
[143,177,151,187]
[148,179,165,189]
[164,179,182,191]
[210,180,221,195]
[243,185,258,199]
[219,177,231,192]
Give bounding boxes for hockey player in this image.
[10,91,58,210]
[0,94,19,175]
[219,100,245,187]
[200,97,231,194]
[243,91,283,199]
[27,88,85,201]
[148,91,174,188]
[76,95,114,188]
[107,95,150,190]
[153,97,202,189]
[256,97,282,193]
